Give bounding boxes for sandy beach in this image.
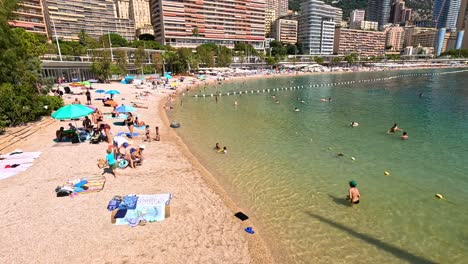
[0,80,272,263]
[1,64,466,263]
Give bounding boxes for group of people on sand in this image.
[105,136,146,177]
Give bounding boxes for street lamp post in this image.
[52,19,62,61]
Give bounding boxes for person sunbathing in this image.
[132,102,148,109]
[134,116,146,127]
[72,98,81,104]
[130,145,145,165]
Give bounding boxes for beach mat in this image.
[0,158,34,166]
[116,132,139,137]
[134,126,145,130]
[1,151,42,160]
[0,171,18,180]
[59,176,106,196]
[113,194,172,226]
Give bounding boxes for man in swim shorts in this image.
[347,180,360,205]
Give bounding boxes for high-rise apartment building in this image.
[456,0,468,48]
[298,0,337,55]
[114,0,130,19]
[385,25,405,51]
[433,0,462,30]
[390,0,412,24]
[334,27,386,56]
[8,0,48,37]
[366,0,392,30]
[150,0,266,49]
[403,26,437,47]
[350,20,379,31]
[271,18,298,44]
[129,0,152,35]
[350,9,365,23]
[43,0,135,41]
[334,7,343,26]
[265,0,288,35]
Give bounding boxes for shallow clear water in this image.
[170,69,468,263]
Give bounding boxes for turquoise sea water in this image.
[170,69,468,263]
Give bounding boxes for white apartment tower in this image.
[298,0,338,55]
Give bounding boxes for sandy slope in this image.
[0,81,272,264]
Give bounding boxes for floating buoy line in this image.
[192,69,468,98]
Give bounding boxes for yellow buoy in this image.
[384,171,390,176]
[435,193,444,199]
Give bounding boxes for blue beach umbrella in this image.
[105,90,121,95]
[51,104,94,120]
[115,105,136,113]
[105,89,121,99]
[95,89,106,94]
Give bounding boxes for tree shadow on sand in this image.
[305,212,437,264]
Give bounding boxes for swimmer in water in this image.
[350,122,359,127]
[300,100,305,103]
[387,123,402,133]
[275,100,280,104]
[347,180,360,205]
[218,146,227,154]
[401,132,408,140]
[294,108,300,112]
[215,143,221,150]
[234,101,238,106]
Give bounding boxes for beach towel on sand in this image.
[116,132,139,137]
[56,176,106,197]
[113,194,172,226]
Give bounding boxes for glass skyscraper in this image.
[433,0,462,30]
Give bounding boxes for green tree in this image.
[286,44,298,55]
[163,51,178,73]
[139,34,155,41]
[344,53,359,65]
[217,46,232,67]
[134,46,147,73]
[196,44,216,67]
[100,33,128,48]
[130,40,164,50]
[0,1,61,128]
[90,51,112,82]
[314,56,325,65]
[331,57,343,65]
[114,50,128,75]
[152,53,164,74]
[270,40,287,57]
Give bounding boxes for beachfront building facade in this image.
[114,0,130,19]
[271,18,298,44]
[389,0,412,24]
[8,0,49,37]
[432,0,462,30]
[333,27,386,57]
[366,0,392,30]
[350,9,365,23]
[460,0,468,48]
[403,26,438,47]
[298,0,338,55]
[149,0,266,49]
[333,8,343,26]
[43,0,135,41]
[130,0,153,36]
[265,0,288,35]
[349,20,379,31]
[385,25,405,51]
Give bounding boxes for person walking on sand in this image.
[155,126,160,141]
[347,180,360,205]
[145,125,151,142]
[105,148,117,177]
[126,112,135,138]
[85,88,92,105]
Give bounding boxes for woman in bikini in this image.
[126,112,134,138]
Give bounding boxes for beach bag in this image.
[71,134,79,144]
[97,159,106,169]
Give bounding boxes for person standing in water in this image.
[387,123,402,133]
[347,180,360,205]
[401,132,408,140]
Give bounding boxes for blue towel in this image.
[119,195,138,210]
[116,132,139,137]
[134,126,146,130]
